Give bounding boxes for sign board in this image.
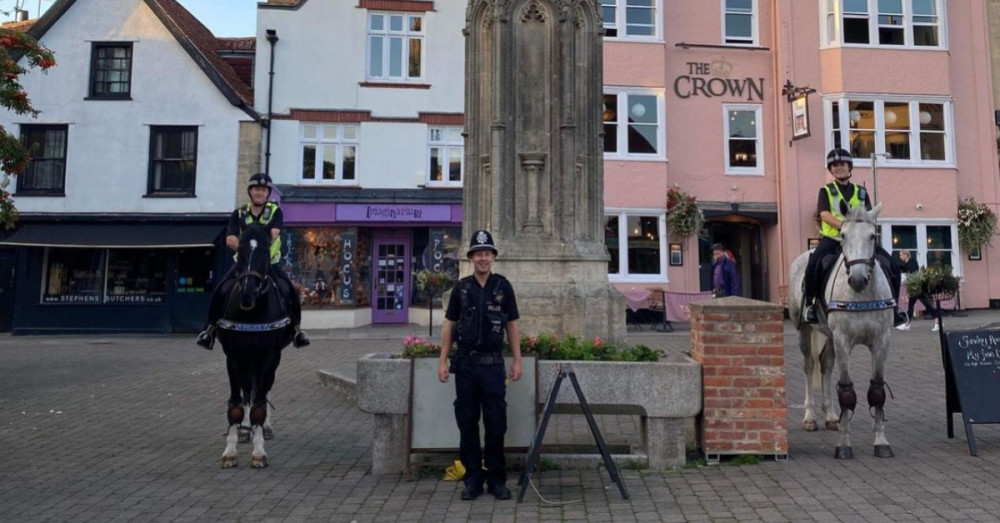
[943,329,1000,455]
[410,356,536,450]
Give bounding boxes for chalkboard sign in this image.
[943,329,1000,455]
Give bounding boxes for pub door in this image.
[372,230,410,324]
[0,249,14,332]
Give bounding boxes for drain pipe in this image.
[264,29,278,178]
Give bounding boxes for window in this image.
[428,127,463,186]
[42,248,169,304]
[88,43,133,99]
[824,0,943,48]
[605,211,666,280]
[300,124,358,184]
[367,12,423,81]
[19,125,67,194]
[603,90,662,158]
[148,126,197,196]
[827,97,951,165]
[723,0,757,45]
[884,222,958,275]
[283,227,373,309]
[724,105,763,174]
[600,0,659,39]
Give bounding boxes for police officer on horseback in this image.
[803,149,906,327]
[196,173,310,349]
[438,230,522,501]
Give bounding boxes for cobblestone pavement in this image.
[3,310,1000,522]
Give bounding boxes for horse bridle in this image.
[237,239,272,296]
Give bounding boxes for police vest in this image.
[820,182,866,240]
[238,201,282,264]
[455,275,509,351]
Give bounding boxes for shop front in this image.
[0,218,227,334]
[279,189,463,328]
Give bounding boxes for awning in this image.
[0,223,224,248]
[698,201,779,224]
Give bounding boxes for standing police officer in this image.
[196,173,310,349]
[438,230,522,501]
[803,149,905,327]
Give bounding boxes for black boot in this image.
[196,325,216,350]
[293,329,310,348]
[804,304,819,324]
[487,484,511,500]
[893,309,908,327]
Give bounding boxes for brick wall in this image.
[689,296,788,458]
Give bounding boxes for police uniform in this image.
[444,231,519,499]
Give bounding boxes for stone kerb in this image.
[689,296,788,461]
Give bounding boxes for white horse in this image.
[789,204,894,459]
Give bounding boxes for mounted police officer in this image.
[196,173,310,349]
[803,149,906,327]
[437,230,522,501]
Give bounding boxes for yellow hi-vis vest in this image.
[820,182,866,240]
[238,201,282,264]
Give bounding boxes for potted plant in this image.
[957,197,998,252]
[906,262,960,301]
[666,187,705,240]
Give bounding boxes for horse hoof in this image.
[803,420,818,432]
[220,456,238,469]
[263,427,274,440]
[825,420,839,431]
[835,447,854,459]
[251,455,268,469]
[238,427,252,444]
[874,445,894,458]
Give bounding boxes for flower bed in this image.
[399,334,660,362]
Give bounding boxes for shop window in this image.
[106,250,167,304]
[410,227,461,306]
[605,211,667,281]
[177,248,215,293]
[884,222,958,275]
[283,227,372,309]
[43,248,106,303]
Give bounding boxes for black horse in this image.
[216,223,294,469]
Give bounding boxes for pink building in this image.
[603,0,1000,310]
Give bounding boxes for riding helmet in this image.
[247,172,273,196]
[466,229,498,258]
[826,148,853,170]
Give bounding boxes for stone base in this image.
[492,258,625,345]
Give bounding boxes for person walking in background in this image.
[896,249,940,332]
[711,242,740,298]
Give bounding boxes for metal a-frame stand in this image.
[517,363,629,503]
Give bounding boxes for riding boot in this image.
[196,324,216,350]
[804,302,819,324]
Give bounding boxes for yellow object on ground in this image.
[443,460,465,481]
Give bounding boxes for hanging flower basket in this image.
[666,187,705,240]
[905,262,960,301]
[414,269,454,296]
[957,197,998,252]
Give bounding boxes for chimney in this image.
[16,9,28,22]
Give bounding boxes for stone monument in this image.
[463,0,625,343]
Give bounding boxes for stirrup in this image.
[196,328,215,350]
[293,329,311,348]
[804,304,819,324]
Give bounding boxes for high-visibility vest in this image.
[820,182,866,239]
[237,201,281,264]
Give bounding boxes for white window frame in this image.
[824,96,954,167]
[366,12,424,82]
[600,0,663,41]
[427,126,463,187]
[723,104,764,175]
[605,209,668,282]
[602,88,666,161]
[722,0,758,46]
[881,220,961,277]
[299,123,359,186]
[820,0,947,49]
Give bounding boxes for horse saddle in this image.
[806,247,895,314]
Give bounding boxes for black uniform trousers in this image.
[453,355,507,490]
[206,263,301,327]
[804,236,900,306]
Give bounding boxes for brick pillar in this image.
[689,296,787,460]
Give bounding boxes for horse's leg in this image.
[819,337,839,430]
[249,349,281,469]
[221,400,243,468]
[260,347,283,442]
[868,331,894,458]
[262,398,274,440]
[800,326,821,431]
[236,362,252,444]
[832,331,856,459]
[249,402,268,469]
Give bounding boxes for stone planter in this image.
[355,352,702,474]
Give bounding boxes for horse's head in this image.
[235,224,273,310]
[839,203,881,292]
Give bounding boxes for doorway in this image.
[372,230,410,324]
[699,221,767,301]
[0,250,14,332]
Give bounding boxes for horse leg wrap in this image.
[838,382,857,412]
[867,378,887,410]
[227,403,245,426]
[250,404,267,426]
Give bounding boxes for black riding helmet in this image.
[826,148,853,170]
[247,172,273,197]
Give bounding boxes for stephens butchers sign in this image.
[674,59,764,102]
[336,204,452,223]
